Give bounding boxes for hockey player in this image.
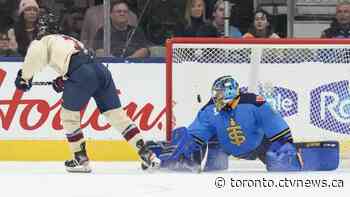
[148,76,338,172]
[14,34,160,172]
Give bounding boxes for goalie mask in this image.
[211,76,240,111]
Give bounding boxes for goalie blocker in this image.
[148,127,339,172]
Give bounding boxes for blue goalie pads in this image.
[147,127,229,172]
[266,143,302,171]
[266,141,339,171]
[295,141,339,171]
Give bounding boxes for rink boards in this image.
[0,59,166,160]
[1,57,350,160]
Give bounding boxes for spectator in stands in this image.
[321,1,350,38]
[93,0,149,58]
[137,0,187,45]
[204,0,216,20]
[243,9,280,38]
[197,0,241,37]
[125,0,138,16]
[80,0,138,50]
[176,0,207,37]
[0,5,18,56]
[0,28,18,56]
[14,0,39,56]
[60,8,85,40]
[0,0,18,28]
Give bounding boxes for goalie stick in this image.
[199,143,208,173]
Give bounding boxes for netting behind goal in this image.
[166,38,350,158]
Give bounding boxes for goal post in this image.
[166,37,350,157]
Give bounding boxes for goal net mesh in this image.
[167,38,350,158]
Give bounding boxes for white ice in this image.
[0,160,349,197]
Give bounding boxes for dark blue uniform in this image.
[62,52,121,113]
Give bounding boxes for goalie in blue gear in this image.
[148,76,339,172]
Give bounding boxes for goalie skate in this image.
[65,159,92,173]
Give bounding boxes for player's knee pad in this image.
[266,143,301,171]
[61,107,81,134]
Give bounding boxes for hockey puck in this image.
[197,94,202,103]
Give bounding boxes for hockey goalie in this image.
[145,75,339,172]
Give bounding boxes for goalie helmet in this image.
[211,75,240,111]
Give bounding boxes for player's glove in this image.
[52,76,65,93]
[137,140,161,170]
[15,69,32,92]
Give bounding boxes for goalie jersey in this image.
[188,93,292,158]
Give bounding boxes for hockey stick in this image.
[32,81,52,86]
[199,143,209,173]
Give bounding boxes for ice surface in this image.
[0,160,349,197]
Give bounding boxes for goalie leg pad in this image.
[295,141,339,171]
[266,141,339,171]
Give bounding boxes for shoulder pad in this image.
[199,99,215,112]
[238,93,266,107]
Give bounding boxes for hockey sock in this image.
[61,107,88,162]
[103,108,144,150]
[65,128,88,162]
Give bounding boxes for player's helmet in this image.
[211,75,240,111]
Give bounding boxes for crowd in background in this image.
[0,0,349,58]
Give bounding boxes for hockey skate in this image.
[140,152,161,170]
[65,157,92,173]
[137,140,161,170]
[65,143,92,173]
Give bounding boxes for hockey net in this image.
[166,37,350,158]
